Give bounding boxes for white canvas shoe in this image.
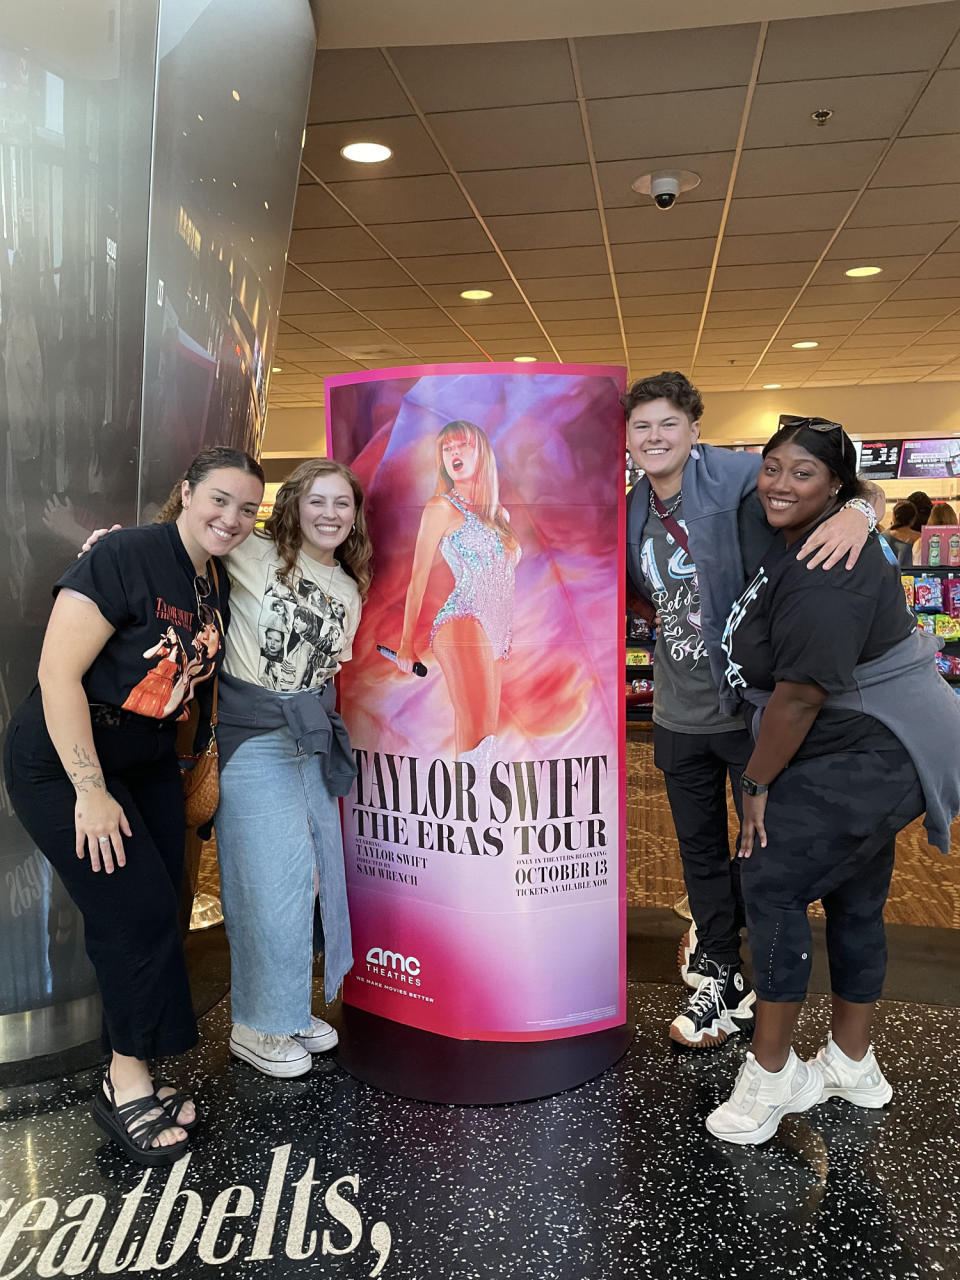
[229,1024,312,1078]
[292,1015,338,1054]
[706,1049,823,1145]
[808,1035,893,1108]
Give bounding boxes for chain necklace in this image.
[649,487,682,518]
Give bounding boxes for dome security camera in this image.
[630,168,701,211]
[651,173,680,210]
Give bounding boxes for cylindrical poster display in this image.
[327,364,630,1100]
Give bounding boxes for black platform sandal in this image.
[91,1070,190,1166]
[154,1078,199,1132]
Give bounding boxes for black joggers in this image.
[653,723,751,965]
[3,689,198,1060]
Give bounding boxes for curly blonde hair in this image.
[260,458,373,597]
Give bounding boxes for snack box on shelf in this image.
[914,575,943,611]
[626,647,653,667]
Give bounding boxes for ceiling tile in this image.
[802,281,892,305]
[873,135,960,187]
[725,192,853,236]
[714,263,814,289]
[484,210,603,251]
[462,165,595,216]
[849,317,933,335]
[903,67,960,137]
[912,252,960,279]
[706,309,786,328]
[291,186,355,230]
[325,175,473,225]
[553,332,623,350]
[735,140,885,198]
[521,275,614,301]
[302,117,444,182]
[300,260,412,289]
[307,50,410,124]
[427,103,587,170]
[746,74,926,149]
[462,322,544,339]
[576,25,759,97]
[598,152,734,207]
[335,285,432,310]
[279,290,355,316]
[605,202,724,243]
[365,307,449,328]
[400,253,511,285]
[539,319,620,338]
[390,40,575,111]
[896,277,960,299]
[759,4,960,81]
[504,246,609,277]
[374,219,491,257]
[588,88,747,161]
[828,223,955,258]
[718,230,830,266]
[380,325,466,342]
[699,324,782,343]
[617,267,712,296]
[611,239,715,272]
[935,226,960,253]
[535,299,618,320]
[708,287,799,311]
[620,293,703,316]
[874,298,960,318]
[789,303,876,322]
[288,227,388,263]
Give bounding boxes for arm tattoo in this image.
[68,745,105,794]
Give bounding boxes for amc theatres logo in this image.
[365,947,422,986]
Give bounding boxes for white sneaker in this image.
[808,1035,893,1108]
[229,1024,312,1078]
[706,1049,823,1145]
[292,1015,338,1054]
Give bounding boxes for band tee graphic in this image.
[257,570,348,691]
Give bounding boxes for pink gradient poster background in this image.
[327,364,626,1041]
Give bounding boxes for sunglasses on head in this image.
[779,415,843,435]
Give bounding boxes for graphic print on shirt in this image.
[121,595,223,720]
[720,566,769,691]
[640,522,707,668]
[257,568,346,691]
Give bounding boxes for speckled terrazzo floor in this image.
[3,966,960,1279]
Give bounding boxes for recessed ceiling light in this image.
[341,142,392,163]
[791,340,819,349]
[272,366,282,373]
[762,383,782,389]
[460,289,492,300]
[845,265,882,278]
[513,356,537,363]
[232,90,240,102]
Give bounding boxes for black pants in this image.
[653,724,751,964]
[742,742,924,1003]
[3,689,197,1060]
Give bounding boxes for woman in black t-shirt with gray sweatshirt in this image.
[3,447,263,1166]
[707,418,960,1147]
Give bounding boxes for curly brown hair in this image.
[621,371,704,422]
[260,458,373,597]
[154,446,264,522]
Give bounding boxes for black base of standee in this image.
[334,1004,635,1104]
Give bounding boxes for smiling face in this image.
[298,473,356,565]
[441,435,479,485]
[757,439,838,541]
[178,467,262,568]
[626,398,700,496]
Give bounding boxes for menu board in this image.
[898,439,960,480]
[858,441,903,480]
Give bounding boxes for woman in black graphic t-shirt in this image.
[3,447,263,1167]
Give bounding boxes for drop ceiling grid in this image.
[275,6,960,405]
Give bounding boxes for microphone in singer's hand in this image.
[377,644,427,677]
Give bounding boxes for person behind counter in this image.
[912,501,960,565]
[4,447,264,1165]
[710,418,960,1145]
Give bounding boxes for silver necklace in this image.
[650,488,682,518]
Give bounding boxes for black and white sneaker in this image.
[669,962,756,1049]
[678,921,713,989]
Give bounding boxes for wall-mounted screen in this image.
[858,441,903,480]
[898,439,960,480]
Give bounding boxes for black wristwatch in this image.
[741,774,769,797]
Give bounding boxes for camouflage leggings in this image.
[741,740,924,1003]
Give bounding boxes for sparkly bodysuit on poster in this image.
[430,492,518,659]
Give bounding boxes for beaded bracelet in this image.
[843,496,878,532]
